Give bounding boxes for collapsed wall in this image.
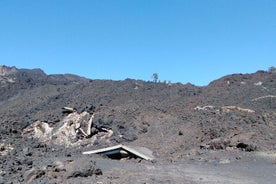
[22,109,113,147]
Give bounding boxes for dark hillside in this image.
[0,65,275,183]
[202,71,276,112]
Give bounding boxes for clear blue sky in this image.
[0,0,275,86]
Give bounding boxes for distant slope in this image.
[0,65,275,158]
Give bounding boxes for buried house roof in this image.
[82,144,155,161]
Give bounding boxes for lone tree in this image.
[268,66,276,73]
[152,73,158,83]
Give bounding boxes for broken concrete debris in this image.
[83,144,155,161]
[22,107,155,162]
[22,108,110,147]
[22,121,53,143]
[62,107,76,114]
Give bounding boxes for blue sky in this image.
[0,0,275,86]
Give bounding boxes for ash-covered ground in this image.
[0,65,275,183]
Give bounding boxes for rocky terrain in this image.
[0,65,275,183]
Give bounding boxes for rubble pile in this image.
[22,108,112,147]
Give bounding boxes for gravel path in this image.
[93,151,276,184]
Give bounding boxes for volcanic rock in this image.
[0,66,275,183]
